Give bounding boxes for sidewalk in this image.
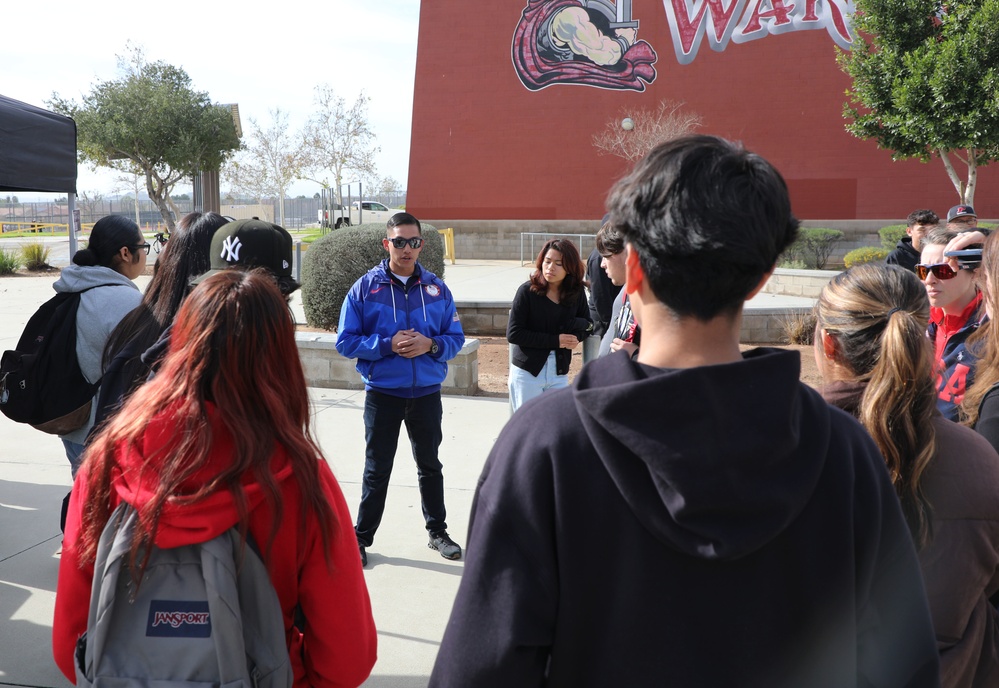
[0,251,520,687]
[0,241,815,686]
[0,386,507,687]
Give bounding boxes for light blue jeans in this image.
[509,351,568,413]
[62,439,86,477]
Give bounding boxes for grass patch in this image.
[779,310,817,345]
[0,247,22,275]
[21,241,52,270]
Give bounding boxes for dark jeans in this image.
[355,389,447,547]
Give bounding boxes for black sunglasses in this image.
[915,262,966,280]
[132,243,151,255]
[388,237,423,249]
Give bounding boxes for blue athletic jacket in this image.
[336,259,465,398]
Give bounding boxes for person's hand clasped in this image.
[392,329,432,358]
[559,333,580,350]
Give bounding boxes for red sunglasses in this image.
[915,262,967,280]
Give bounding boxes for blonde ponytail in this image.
[816,264,936,547]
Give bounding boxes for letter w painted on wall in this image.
[662,0,854,65]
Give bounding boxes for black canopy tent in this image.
[0,94,79,253]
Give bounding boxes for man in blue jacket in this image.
[336,213,465,566]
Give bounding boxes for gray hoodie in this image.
[52,265,142,443]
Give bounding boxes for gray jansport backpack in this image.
[75,503,293,688]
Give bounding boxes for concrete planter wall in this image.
[452,301,510,336]
[763,268,839,298]
[424,219,882,268]
[296,333,480,395]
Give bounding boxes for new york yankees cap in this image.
[191,218,299,292]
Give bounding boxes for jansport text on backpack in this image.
[75,504,292,688]
[0,289,98,434]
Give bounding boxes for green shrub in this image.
[0,246,21,275]
[844,246,889,268]
[782,228,844,269]
[21,241,51,270]
[301,223,445,331]
[779,258,808,270]
[879,225,907,250]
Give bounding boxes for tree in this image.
[77,191,105,222]
[223,108,307,226]
[112,167,145,227]
[377,176,403,196]
[839,0,999,205]
[592,100,702,162]
[48,45,240,231]
[302,86,379,204]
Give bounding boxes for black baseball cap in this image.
[191,219,299,292]
[947,204,977,222]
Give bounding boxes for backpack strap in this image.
[76,503,133,685]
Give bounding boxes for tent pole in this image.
[68,193,78,258]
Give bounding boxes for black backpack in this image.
[0,287,100,434]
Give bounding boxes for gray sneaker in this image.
[429,530,462,560]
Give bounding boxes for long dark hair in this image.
[81,270,337,572]
[962,230,999,426]
[528,238,586,305]
[74,215,142,270]
[102,212,226,400]
[815,263,937,548]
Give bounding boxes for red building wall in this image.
[408,0,996,221]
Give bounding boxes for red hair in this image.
[79,269,337,572]
[528,238,586,304]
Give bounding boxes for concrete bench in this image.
[296,333,480,395]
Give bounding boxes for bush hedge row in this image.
[301,223,445,331]
[844,246,890,268]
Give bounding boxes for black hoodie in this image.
[886,236,921,272]
[431,348,940,687]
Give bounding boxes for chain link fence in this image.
[0,193,408,232]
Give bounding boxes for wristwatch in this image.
[430,339,440,356]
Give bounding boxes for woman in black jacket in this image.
[507,238,592,412]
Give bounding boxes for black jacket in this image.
[90,326,172,439]
[431,349,940,687]
[585,249,621,338]
[886,236,920,272]
[507,282,591,376]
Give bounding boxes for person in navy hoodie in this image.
[430,136,940,687]
[918,226,986,420]
[336,213,465,567]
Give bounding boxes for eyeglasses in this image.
[132,243,151,255]
[388,237,423,249]
[915,262,966,280]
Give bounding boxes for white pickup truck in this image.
[317,203,350,229]
[349,201,405,225]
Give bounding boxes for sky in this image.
[3,0,420,201]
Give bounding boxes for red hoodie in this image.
[53,405,377,688]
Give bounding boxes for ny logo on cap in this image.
[221,236,242,262]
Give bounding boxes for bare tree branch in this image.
[593,100,702,162]
[301,87,380,205]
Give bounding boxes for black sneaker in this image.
[359,544,368,567]
[429,530,462,560]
